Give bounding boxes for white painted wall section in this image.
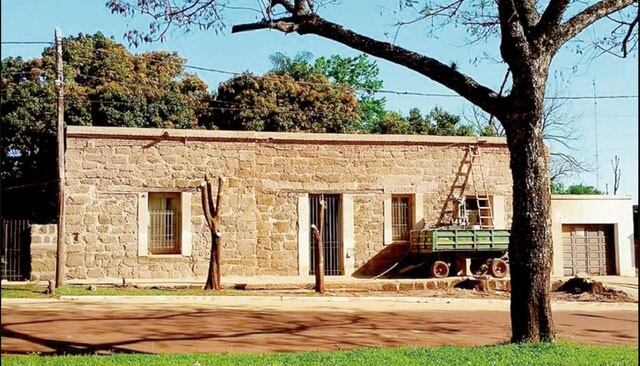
[342,194,355,275]
[297,194,310,276]
[551,195,635,277]
[180,192,192,256]
[137,192,148,257]
[383,195,392,245]
[492,195,506,229]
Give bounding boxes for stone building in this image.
[32,126,514,281]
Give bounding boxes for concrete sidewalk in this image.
[3,275,636,299]
[593,276,638,300]
[2,275,512,292]
[2,295,637,313]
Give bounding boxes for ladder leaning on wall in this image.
[468,145,494,229]
[436,144,495,229]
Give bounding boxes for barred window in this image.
[148,193,181,254]
[392,195,411,242]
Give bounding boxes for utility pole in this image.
[54,29,65,288]
[592,79,600,190]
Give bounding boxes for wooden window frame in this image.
[391,194,413,243]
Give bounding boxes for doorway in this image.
[309,194,343,275]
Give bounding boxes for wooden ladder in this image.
[468,145,494,229]
[436,148,474,227]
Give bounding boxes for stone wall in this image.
[61,127,513,280]
[30,224,57,281]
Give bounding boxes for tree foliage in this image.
[210,72,359,133]
[373,107,474,136]
[1,32,212,219]
[268,52,473,135]
[269,52,386,131]
[551,183,603,194]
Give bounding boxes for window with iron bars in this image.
[392,195,412,242]
[148,193,181,254]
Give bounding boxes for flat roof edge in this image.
[65,126,508,145]
[551,194,632,200]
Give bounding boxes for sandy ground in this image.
[1,297,637,355]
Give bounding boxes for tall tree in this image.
[1,32,212,220]
[108,0,638,342]
[269,52,386,131]
[210,72,359,132]
[373,107,474,136]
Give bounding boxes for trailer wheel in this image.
[489,258,508,278]
[431,260,450,278]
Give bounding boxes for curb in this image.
[3,296,636,312]
[54,295,509,304]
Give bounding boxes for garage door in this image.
[562,224,615,276]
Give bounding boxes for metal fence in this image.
[149,210,180,254]
[1,218,31,281]
[392,196,410,241]
[309,194,343,276]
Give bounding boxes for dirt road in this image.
[1,297,637,355]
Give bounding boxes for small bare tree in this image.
[310,200,326,294]
[468,85,590,183]
[200,175,224,290]
[611,155,621,194]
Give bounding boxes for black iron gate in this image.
[1,218,31,281]
[309,194,343,275]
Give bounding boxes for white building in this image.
[551,195,636,277]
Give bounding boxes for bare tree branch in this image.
[611,155,621,194]
[270,0,295,14]
[550,152,590,181]
[233,14,503,116]
[200,175,215,227]
[497,0,532,64]
[555,0,636,48]
[512,0,541,31]
[535,0,571,37]
[622,14,639,56]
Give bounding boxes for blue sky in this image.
[2,0,638,202]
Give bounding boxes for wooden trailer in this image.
[410,229,510,278]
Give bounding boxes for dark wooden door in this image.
[309,194,343,276]
[562,224,615,276]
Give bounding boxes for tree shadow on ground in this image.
[1,308,474,355]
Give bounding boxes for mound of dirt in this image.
[552,277,635,303]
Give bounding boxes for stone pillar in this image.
[342,194,355,275]
[297,194,310,276]
[30,224,57,281]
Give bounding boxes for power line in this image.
[545,95,638,100]
[3,67,637,101]
[1,41,53,45]
[80,48,640,100]
[0,95,316,114]
[2,44,639,101]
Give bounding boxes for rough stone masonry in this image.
[36,126,512,281]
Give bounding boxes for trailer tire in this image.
[489,258,508,278]
[431,260,450,278]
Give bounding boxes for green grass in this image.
[0,284,285,298]
[1,342,636,366]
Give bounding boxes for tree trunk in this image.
[201,175,224,291]
[504,114,555,342]
[204,231,221,290]
[312,200,326,294]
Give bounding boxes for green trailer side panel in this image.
[410,229,510,253]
